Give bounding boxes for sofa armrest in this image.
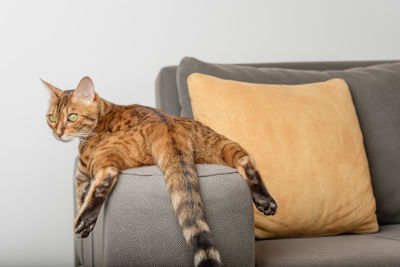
[75,164,255,267]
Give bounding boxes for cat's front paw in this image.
[253,194,278,216]
[73,213,97,239]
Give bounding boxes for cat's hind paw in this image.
[254,195,278,216]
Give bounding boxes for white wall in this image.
[0,0,399,266]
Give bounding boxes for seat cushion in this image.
[178,57,400,225]
[255,224,400,266]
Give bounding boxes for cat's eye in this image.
[48,114,56,122]
[67,113,78,122]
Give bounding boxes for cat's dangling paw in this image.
[253,194,278,216]
[73,214,97,238]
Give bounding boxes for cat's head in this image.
[42,77,99,142]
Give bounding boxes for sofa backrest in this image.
[155,58,400,225]
[155,60,396,116]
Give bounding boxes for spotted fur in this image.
[43,77,278,267]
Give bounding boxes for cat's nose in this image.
[56,130,63,137]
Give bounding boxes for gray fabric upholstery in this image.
[175,57,400,225]
[255,224,400,267]
[76,164,255,267]
[73,165,83,267]
[175,57,398,119]
[155,60,396,119]
[155,66,181,117]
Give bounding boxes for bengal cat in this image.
[43,77,277,267]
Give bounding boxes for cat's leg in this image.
[73,165,118,238]
[73,145,124,238]
[74,133,146,238]
[218,141,278,216]
[235,154,278,215]
[75,158,91,212]
[152,135,222,267]
[193,122,277,215]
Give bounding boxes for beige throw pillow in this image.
[187,73,378,239]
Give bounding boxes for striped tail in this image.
[158,151,222,267]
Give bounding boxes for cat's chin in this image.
[54,135,74,143]
[60,138,74,143]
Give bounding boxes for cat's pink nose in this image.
[56,131,63,137]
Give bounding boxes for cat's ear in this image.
[40,79,62,99]
[72,76,95,104]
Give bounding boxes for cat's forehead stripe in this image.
[57,90,73,114]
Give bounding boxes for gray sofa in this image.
[75,59,400,266]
